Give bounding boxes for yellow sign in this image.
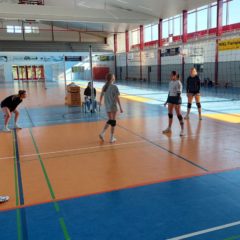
[218,38,240,51]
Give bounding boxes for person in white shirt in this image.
[163,71,184,136]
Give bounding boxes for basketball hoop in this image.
[179,48,188,57]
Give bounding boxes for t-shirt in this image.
[1,95,22,112]
[186,75,201,93]
[103,84,120,112]
[168,80,182,97]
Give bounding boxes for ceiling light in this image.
[77,1,91,8]
[138,5,153,11]
[116,0,128,4]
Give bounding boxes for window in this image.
[15,26,22,33]
[228,0,240,24]
[222,1,227,25]
[152,24,158,40]
[210,4,217,28]
[7,25,14,33]
[132,29,139,45]
[162,20,169,38]
[173,15,181,36]
[24,25,39,34]
[144,23,158,42]
[144,25,151,42]
[24,26,32,33]
[197,7,208,31]
[6,25,22,33]
[168,18,173,35]
[32,26,39,33]
[188,12,196,33]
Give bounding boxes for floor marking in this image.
[167,221,240,240]
[0,140,145,161]
[118,124,209,172]
[13,129,29,240]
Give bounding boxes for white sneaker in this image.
[14,124,22,129]
[180,130,185,136]
[99,133,105,141]
[2,127,11,132]
[0,195,10,203]
[110,136,117,143]
[162,128,171,134]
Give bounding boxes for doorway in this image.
[12,65,45,80]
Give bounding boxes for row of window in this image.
[131,0,240,45]
[6,25,39,34]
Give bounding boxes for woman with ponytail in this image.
[99,73,123,143]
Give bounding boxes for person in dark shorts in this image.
[99,73,123,143]
[1,90,27,132]
[163,71,184,136]
[184,67,202,120]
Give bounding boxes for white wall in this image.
[0,51,114,82]
[0,21,105,42]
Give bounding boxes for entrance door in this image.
[12,65,45,81]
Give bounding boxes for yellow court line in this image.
[78,84,240,123]
[202,113,240,123]
[79,84,153,103]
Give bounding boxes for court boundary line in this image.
[167,220,240,240]
[28,127,71,240]
[2,165,240,213]
[0,140,146,161]
[117,124,209,172]
[13,129,29,240]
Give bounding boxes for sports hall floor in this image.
[0,80,240,240]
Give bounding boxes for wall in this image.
[0,51,114,82]
[115,34,240,87]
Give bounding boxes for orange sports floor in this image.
[0,81,240,240]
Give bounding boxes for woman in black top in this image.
[1,90,27,132]
[84,82,97,112]
[184,68,202,120]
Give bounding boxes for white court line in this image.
[167,221,240,240]
[0,140,145,161]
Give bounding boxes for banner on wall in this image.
[161,47,180,57]
[65,56,82,61]
[218,38,240,51]
[72,66,84,72]
[93,55,114,61]
[128,52,140,62]
[0,56,7,62]
[142,51,157,65]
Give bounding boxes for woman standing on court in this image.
[184,67,202,120]
[1,90,27,132]
[99,73,123,143]
[163,71,184,136]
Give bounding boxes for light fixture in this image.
[138,5,153,11]
[116,0,128,4]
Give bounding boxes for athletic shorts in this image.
[187,92,200,97]
[167,96,182,105]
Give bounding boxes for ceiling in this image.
[0,0,216,36]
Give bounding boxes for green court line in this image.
[28,127,71,240]
[223,235,240,240]
[59,218,71,240]
[12,131,23,240]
